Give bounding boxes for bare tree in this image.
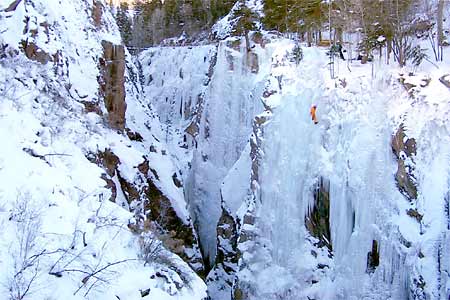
[47,201,138,298]
[6,193,44,300]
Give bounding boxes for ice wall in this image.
[235,41,450,300]
[140,37,272,266]
[241,45,337,299]
[139,45,216,148]
[140,35,450,300]
[185,39,269,266]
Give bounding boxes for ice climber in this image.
[310,105,318,124]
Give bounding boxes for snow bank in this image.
[0,0,206,299]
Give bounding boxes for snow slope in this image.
[2,0,450,299]
[0,0,206,299]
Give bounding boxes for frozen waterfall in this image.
[241,44,420,300]
[140,36,450,300]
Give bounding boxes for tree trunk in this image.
[387,39,392,65]
[244,32,250,52]
[336,27,343,43]
[437,0,444,61]
[307,30,312,47]
[399,46,404,67]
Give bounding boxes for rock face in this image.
[21,41,52,64]
[88,149,205,276]
[99,40,127,131]
[215,207,239,270]
[206,205,239,298]
[92,0,103,28]
[366,240,380,274]
[141,168,205,277]
[305,177,331,251]
[392,125,417,200]
[229,113,268,300]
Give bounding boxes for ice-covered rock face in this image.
[141,31,450,300]
[7,1,447,299]
[139,35,273,268]
[230,44,450,300]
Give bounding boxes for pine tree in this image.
[232,2,258,51]
[164,0,181,34]
[191,0,207,25]
[262,0,291,32]
[210,0,235,22]
[116,2,132,46]
[262,0,323,40]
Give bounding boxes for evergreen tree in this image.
[164,0,181,31]
[125,0,236,47]
[116,2,132,46]
[263,0,323,35]
[233,3,257,34]
[263,0,288,31]
[210,0,235,22]
[232,2,258,51]
[191,0,208,25]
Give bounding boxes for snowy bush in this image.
[6,193,44,300]
[290,44,303,65]
[406,45,428,68]
[139,232,163,266]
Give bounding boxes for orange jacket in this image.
[310,105,318,124]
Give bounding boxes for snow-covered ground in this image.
[0,0,206,299]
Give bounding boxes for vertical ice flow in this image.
[252,46,413,299]
[186,39,264,265]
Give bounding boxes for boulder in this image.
[392,125,417,200]
[439,74,450,89]
[21,41,52,64]
[4,0,22,12]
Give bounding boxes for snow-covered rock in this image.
[0,0,206,299]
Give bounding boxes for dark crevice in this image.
[366,240,380,274]
[306,177,332,251]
